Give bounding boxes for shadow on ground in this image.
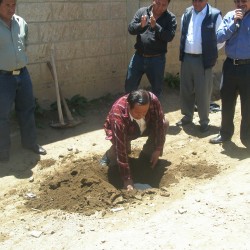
[10,87,181,149]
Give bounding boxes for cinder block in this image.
[15,0,233,107]
[85,39,111,57]
[55,41,85,60]
[17,2,52,22]
[82,2,110,20]
[51,2,83,21]
[26,44,49,64]
[110,2,126,19]
[110,37,127,54]
[27,23,39,44]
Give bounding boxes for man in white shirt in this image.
[176,0,223,133]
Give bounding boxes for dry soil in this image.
[0,87,249,250]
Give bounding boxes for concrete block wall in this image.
[15,0,232,107]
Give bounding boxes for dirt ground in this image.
[0,86,249,250]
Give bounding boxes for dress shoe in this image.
[200,124,209,133]
[99,152,110,167]
[0,151,9,162]
[25,144,47,155]
[209,135,230,144]
[176,118,192,126]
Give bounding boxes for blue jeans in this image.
[0,67,37,153]
[125,53,166,98]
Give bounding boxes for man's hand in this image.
[141,15,147,28]
[234,8,245,23]
[150,150,161,168]
[150,14,156,28]
[123,179,134,191]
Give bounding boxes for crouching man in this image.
[100,89,168,191]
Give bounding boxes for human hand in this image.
[150,150,161,168]
[141,15,147,28]
[123,179,134,191]
[150,14,156,28]
[234,8,245,23]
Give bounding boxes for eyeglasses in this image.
[234,0,248,3]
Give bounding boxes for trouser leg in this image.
[142,121,168,157]
[0,75,17,153]
[125,54,144,93]
[180,56,196,121]
[106,145,117,167]
[15,68,37,148]
[220,60,237,140]
[238,65,250,148]
[106,141,131,167]
[195,67,213,126]
[146,55,166,98]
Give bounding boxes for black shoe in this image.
[25,144,47,155]
[0,151,9,162]
[99,153,110,166]
[176,118,192,126]
[209,135,230,144]
[200,124,209,133]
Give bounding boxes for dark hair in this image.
[127,89,151,109]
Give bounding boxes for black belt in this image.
[227,57,250,65]
[136,52,162,58]
[185,53,202,57]
[0,68,24,75]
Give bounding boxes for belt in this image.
[0,68,24,75]
[227,57,250,65]
[185,53,202,57]
[137,52,162,58]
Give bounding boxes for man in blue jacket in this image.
[177,0,223,133]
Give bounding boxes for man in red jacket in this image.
[101,89,168,191]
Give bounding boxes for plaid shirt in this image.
[104,92,166,181]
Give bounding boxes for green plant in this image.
[50,94,88,117]
[67,94,88,117]
[34,98,46,128]
[164,72,180,89]
[35,98,45,117]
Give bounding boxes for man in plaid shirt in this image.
[101,89,168,191]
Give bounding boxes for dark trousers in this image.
[107,121,168,167]
[125,53,166,98]
[0,67,37,153]
[220,58,250,147]
[180,54,213,126]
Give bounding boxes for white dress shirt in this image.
[181,5,224,54]
[129,113,146,135]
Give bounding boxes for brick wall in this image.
[15,0,232,107]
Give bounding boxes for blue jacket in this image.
[179,4,221,69]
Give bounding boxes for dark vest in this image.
[179,5,221,69]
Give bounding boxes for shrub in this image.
[164,72,180,89]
